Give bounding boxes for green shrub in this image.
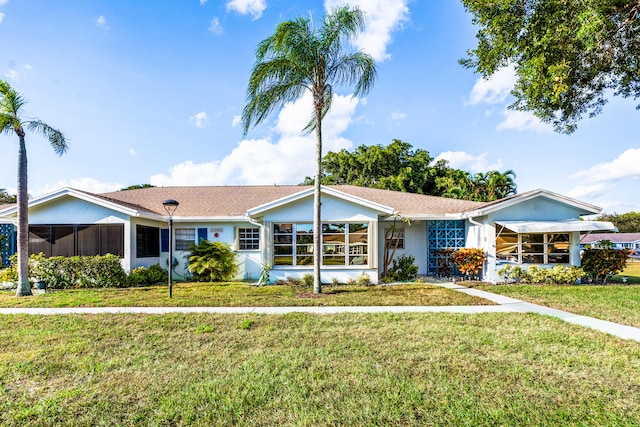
[497,264,585,285]
[129,264,168,285]
[581,248,629,284]
[37,254,129,289]
[388,254,418,281]
[356,272,372,286]
[188,240,238,282]
[301,273,314,287]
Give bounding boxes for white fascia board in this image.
[247,185,394,217]
[464,188,602,217]
[169,216,250,223]
[384,213,464,221]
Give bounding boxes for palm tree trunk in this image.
[313,107,323,294]
[15,133,32,296]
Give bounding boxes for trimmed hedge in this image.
[2,253,129,289]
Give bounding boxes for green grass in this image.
[477,283,640,328]
[476,259,640,328]
[0,282,493,308]
[1,313,639,426]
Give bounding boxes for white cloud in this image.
[324,0,409,62]
[96,15,109,30]
[226,0,266,20]
[231,115,241,127]
[35,178,121,198]
[200,0,208,4]
[496,109,552,133]
[189,111,209,128]
[209,17,223,34]
[4,69,18,80]
[565,183,611,201]
[129,148,136,156]
[151,92,360,186]
[0,0,8,5]
[435,151,504,173]
[467,65,517,106]
[570,148,640,184]
[388,111,405,122]
[0,13,4,24]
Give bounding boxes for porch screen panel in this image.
[77,225,100,256]
[101,225,124,257]
[52,226,75,257]
[427,220,465,276]
[29,226,51,257]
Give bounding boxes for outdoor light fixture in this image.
[162,199,180,298]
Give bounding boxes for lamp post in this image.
[162,199,179,298]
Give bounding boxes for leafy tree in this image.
[305,140,518,201]
[461,0,640,133]
[0,188,16,204]
[188,240,238,282]
[242,6,376,293]
[596,212,640,233]
[1,80,68,296]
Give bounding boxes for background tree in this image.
[596,212,640,233]
[242,6,376,294]
[461,0,640,133]
[0,79,68,296]
[305,140,518,201]
[120,184,155,191]
[0,188,17,204]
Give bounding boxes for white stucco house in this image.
[0,185,616,283]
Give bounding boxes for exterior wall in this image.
[161,221,262,281]
[260,193,382,284]
[377,220,427,276]
[27,197,133,272]
[481,196,591,283]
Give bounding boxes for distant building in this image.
[580,233,640,253]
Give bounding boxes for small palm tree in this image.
[242,6,377,293]
[0,80,68,296]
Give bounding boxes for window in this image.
[272,222,369,267]
[29,224,124,258]
[496,227,570,264]
[136,225,160,258]
[385,227,405,250]
[238,227,260,250]
[175,228,196,251]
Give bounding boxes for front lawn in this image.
[1,312,639,426]
[0,282,493,308]
[477,284,640,328]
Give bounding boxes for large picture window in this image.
[496,228,570,264]
[29,224,124,258]
[272,222,369,267]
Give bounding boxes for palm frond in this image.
[26,119,69,156]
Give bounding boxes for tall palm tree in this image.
[0,80,68,296]
[242,6,376,293]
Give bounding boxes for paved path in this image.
[1,283,639,342]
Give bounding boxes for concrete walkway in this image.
[1,283,639,342]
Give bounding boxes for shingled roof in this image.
[97,185,489,218]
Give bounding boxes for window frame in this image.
[237,227,260,251]
[136,225,160,258]
[272,222,370,267]
[496,227,571,264]
[175,228,196,251]
[384,227,405,250]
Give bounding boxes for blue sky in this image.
[1,0,639,214]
